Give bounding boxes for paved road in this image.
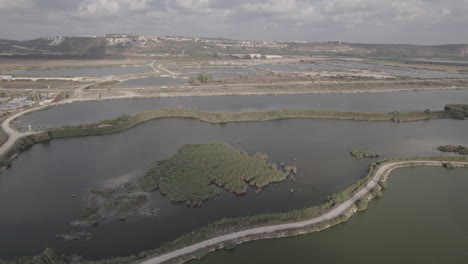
[140,160,468,264]
[0,107,39,156]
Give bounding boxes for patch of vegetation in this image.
[445,104,468,120]
[443,163,456,169]
[188,73,214,84]
[379,181,388,190]
[142,143,290,206]
[437,145,468,155]
[372,188,383,198]
[0,248,72,264]
[0,127,8,148]
[356,199,368,212]
[75,185,149,226]
[350,149,379,159]
[45,106,456,141]
[99,114,129,125]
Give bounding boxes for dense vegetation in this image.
[350,149,380,159]
[445,104,468,120]
[188,73,214,84]
[142,143,290,206]
[437,145,468,155]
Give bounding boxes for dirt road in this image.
[140,160,468,264]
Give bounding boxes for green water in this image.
[192,167,468,264]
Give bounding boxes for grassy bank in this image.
[47,107,455,140]
[0,128,8,148]
[0,106,462,176]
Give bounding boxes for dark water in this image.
[0,118,467,259]
[6,66,149,77]
[15,90,468,130]
[192,167,468,264]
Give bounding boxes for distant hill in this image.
[0,34,467,59]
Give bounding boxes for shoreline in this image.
[0,105,461,173]
[138,159,468,264]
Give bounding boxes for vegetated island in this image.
[74,143,295,226]
[437,145,468,155]
[350,149,380,159]
[141,143,295,207]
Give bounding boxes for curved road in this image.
[141,160,468,264]
[0,82,139,157]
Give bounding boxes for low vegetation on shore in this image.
[141,143,292,207]
[350,149,380,159]
[444,104,468,120]
[46,106,458,140]
[188,73,215,84]
[74,185,151,226]
[437,145,468,155]
[0,128,8,148]
[0,132,50,172]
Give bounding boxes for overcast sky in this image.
[1,0,467,44]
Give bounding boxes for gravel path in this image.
[140,160,468,264]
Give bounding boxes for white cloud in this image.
[78,0,121,16]
[1,0,468,44]
[442,7,451,16]
[0,0,35,9]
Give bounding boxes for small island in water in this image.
[350,149,380,159]
[438,145,468,155]
[75,143,295,226]
[141,143,294,207]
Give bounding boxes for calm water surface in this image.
[0,118,467,259]
[192,167,468,264]
[15,90,468,130]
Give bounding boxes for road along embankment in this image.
[139,159,468,264]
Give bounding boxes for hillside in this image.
[0,34,467,59]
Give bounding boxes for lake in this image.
[15,90,468,131]
[191,166,468,264]
[0,118,467,260]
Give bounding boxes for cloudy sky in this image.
[1,0,467,44]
